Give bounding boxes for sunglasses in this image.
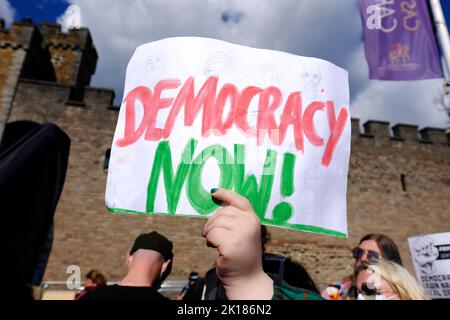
[358,282,380,298]
[352,247,381,261]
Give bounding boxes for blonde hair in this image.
[364,260,429,300]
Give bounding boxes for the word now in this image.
[146,138,293,218]
[117,76,348,167]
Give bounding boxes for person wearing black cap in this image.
[176,272,204,300]
[80,231,173,300]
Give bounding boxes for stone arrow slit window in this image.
[104,148,111,170]
[400,174,407,192]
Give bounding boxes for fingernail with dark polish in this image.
[211,188,225,206]
[212,197,226,207]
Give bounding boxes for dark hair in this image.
[359,234,403,266]
[262,254,319,294]
[130,231,173,261]
[283,259,320,294]
[86,270,107,287]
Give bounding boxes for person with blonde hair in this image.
[322,233,403,300]
[355,260,429,300]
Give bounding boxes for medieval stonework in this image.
[1,19,449,290]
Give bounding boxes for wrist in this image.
[224,270,274,300]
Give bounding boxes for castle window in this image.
[400,174,407,192]
[104,149,111,170]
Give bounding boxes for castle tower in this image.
[0,19,98,139]
[39,22,98,100]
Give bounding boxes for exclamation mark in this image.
[272,152,295,224]
[281,153,295,197]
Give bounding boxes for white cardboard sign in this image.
[105,37,351,237]
[408,232,450,299]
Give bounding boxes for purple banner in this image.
[359,0,443,80]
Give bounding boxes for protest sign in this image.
[408,232,450,299]
[105,37,350,237]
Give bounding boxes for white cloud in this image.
[61,0,449,129]
[0,0,15,26]
[351,79,449,130]
[57,4,82,31]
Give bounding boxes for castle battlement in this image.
[40,22,95,50]
[0,19,96,53]
[351,119,449,146]
[0,18,98,97]
[0,19,37,50]
[39,22,98,87]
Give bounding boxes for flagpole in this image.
[429,0,450,81]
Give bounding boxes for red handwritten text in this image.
[116,76,348,167]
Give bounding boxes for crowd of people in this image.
[75,188,429,301]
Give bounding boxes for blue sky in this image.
[2,0,450,130]
[443,0,450,18]
[9,0,68,23]
[7,0,450,26]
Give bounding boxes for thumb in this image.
[210,188,254,212]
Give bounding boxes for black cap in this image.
[130,231,173,261]
[188,272,199,281]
